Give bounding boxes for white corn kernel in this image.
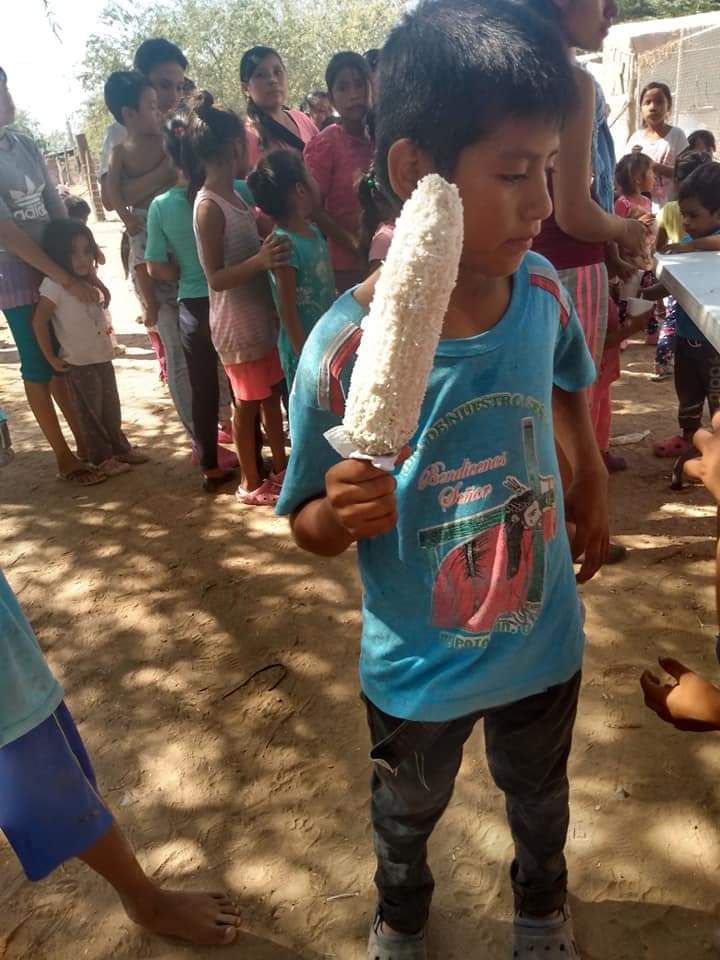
[343,173,464,457]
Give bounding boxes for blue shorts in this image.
[0,701,113,880]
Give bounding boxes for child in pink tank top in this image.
[189,92,290,506]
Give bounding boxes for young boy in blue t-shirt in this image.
[277,1,609,957]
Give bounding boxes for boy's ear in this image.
[120,105,134,126]
[386,139,436,202]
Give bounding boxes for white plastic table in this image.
[654,251,720,352]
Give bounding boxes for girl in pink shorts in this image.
[190,92,290,505]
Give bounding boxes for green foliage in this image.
[9,110,50,152]
[616,0,720,20]
[79,0,404,155]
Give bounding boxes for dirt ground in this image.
[2,216,720,960]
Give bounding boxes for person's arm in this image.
[603,305,655,348]
[195,199,290,292]
[0,219,97,304]
[313,208,361,257]
[553,68,647,257]
[665,235,720,254]
[147,261,179,282]
[605,241,637,281]
[101,154,174,211]
[655,223,669,253]
[105,145,142,234]
[652,162,675,180]
[552,387,609,582]
[641,658,720,731]
[305,133,362,257]
[290,459,398,557]
[31,296,68,372]
[144,200,180,283]
[90,271,111,309]
[274,264,306,355]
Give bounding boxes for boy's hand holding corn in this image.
[325,459,399,542]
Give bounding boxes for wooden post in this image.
[75,133,105,222]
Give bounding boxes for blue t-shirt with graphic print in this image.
[277,251,596,722]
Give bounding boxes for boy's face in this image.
[680,196,720,239]
[147,61,186,115]
[126,86,162,136]
[446,118,558,278]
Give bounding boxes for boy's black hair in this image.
[133,38,188,76]
[104,70,153,125]
[65,196,92,221]
[674,149,711,185]
[679,161,720,213]
[688,129,716,153]
[615,152,652,196]
[246,149,308,220]
[43,219,99,277]
[326,51,370,95]
[374,0,576,196]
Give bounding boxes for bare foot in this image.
[123,887,241,945]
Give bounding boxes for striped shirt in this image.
[193,186,278,365]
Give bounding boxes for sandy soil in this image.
[2,217,720,960]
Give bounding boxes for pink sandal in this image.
[653,435,690,458]
[235,477,279,506]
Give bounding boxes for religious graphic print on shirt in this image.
[417,418,555,650]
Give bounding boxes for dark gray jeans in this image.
[365,671,581,935]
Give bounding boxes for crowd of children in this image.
[4,1,720,957]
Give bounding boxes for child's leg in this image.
[49,374,88,461]
[97,362,132,457]
[79,822,240,945]
[65,365,115,465]
[0,702,240,946]
[654,298,677,375]
[483,671,581,918]
[259,383,288,475]
[178,300,220,474]
[234,398,263,491]
[154,299,195,440]
[146,330,167,383]
[218,361,233,435]
[365,698,478,935]
[675,338,707,442]
[133,263,159,328]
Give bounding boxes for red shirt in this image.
[245,110,319,169]
[304,124,374,273]
[533,181,605,271]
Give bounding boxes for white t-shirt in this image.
[625,126,688,206]
[98,121,127,179]
[40,277,113,366]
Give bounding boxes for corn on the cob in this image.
[343,173,463,457]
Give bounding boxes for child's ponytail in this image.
[185,90,245,204]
